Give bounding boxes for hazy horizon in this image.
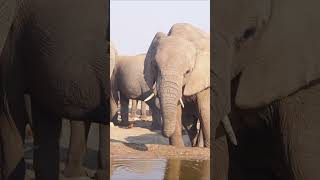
[111,0,210,55]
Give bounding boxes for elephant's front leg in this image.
[129,99,138,119]
[64,120,91,178]
[147,99,162,130]
[213,134,229,180]
[169,105,184,147]
[278,85,320,180]
[197,89,210,147]
[32,102,62,180]
[140,101,148,121]
[96,123,109,180]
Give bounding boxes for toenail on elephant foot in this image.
[95,170,108,180]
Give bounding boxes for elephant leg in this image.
[148,99,162,130]
[119,94,130,127]
[96,123,109,180]
[64,120,91,177]
[110,89,119,125]
[129,99,138,119]
[32,102,62,180]
[181,114,198,147]
[169,105,184,147]
[196,126,204,147]
[213,134,229,180]
[277,84,320,180]
[197,89,210,147]
[0,109,25,180]
[140,101,148,121]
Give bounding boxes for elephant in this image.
[110,53,162,130]
[0,0,108,179]
[62,41,117,179]
[212,1,320,179]
[143,23,211,147]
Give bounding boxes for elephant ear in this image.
[184,50,210,96]
[0,0,16,55]
[235,7,320,108]
[144,32,166,89]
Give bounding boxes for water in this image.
[111,159,210,180]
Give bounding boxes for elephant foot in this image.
[63,165,87,178]
[95,169,108,180]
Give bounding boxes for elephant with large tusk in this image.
[143,23,236,148]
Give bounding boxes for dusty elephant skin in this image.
[213,1,320,180]
[110,53,162,129]
[144,23,210,148]
[0,0,108,180]
[63,42,116,179]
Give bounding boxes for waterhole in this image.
[111,159,210,180]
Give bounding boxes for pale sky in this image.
[111,0,210,55]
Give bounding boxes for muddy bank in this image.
[111,143,209,160]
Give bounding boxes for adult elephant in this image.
[110,53,162,130]
[213,1,320,179]
[0,0,108,179]
[144,23,220,147]
[63,41,116,179]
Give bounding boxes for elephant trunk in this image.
[159,74,182,138]
[212,32,237,145]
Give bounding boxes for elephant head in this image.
[144,23,210,137]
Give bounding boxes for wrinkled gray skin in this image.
[62,42,117,179]
[0,1,108,179]
[213,1,320,179]
[144,23,210,147]
[111,53,162,130]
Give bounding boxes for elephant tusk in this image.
[221,116,238,146]
[144,93,155,102]
[179,98,185,108]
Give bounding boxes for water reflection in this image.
[111,159,210,180]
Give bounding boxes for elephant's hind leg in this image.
[278,83,320,180]
[64,120,90,178]
[140,101,148,121]
[32,101,62,180]
[119,95,130,127]
[129,99,138,119]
